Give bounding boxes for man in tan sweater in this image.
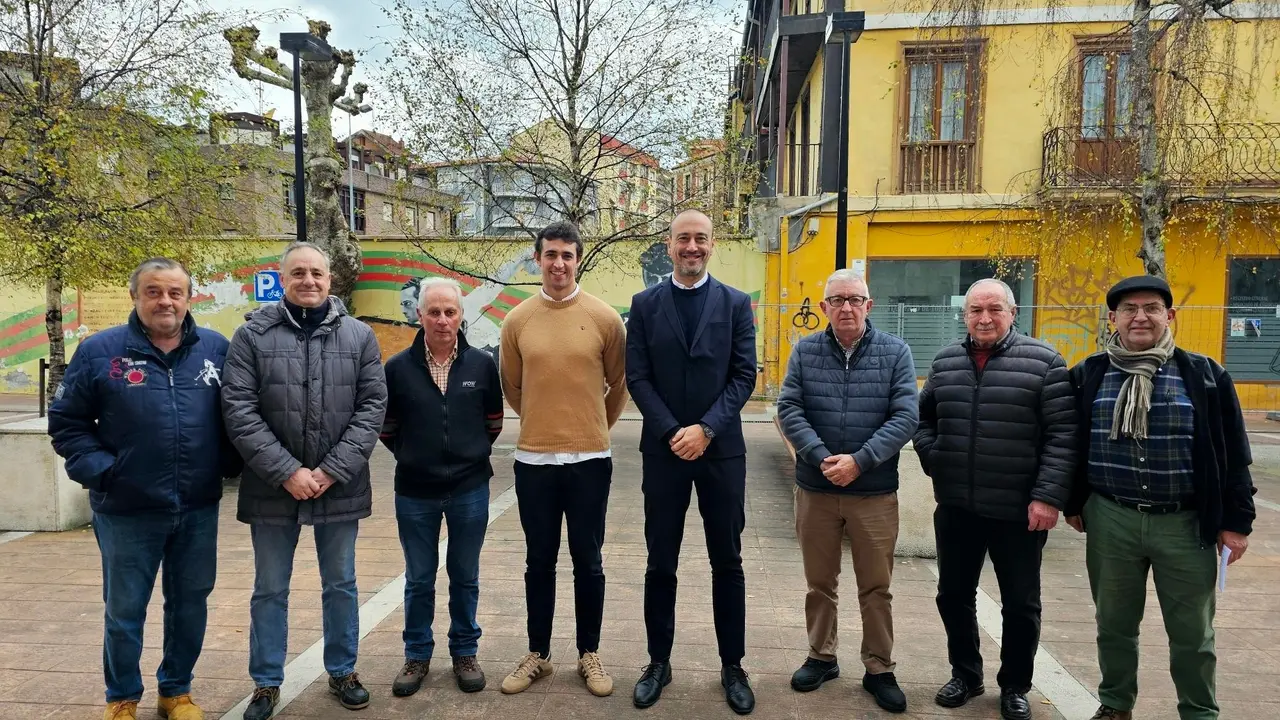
[497,221,628,698]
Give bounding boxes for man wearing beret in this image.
[1065,275,1256,720]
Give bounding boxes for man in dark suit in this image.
[626,209,758,715]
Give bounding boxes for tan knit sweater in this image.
[499,289,628,453]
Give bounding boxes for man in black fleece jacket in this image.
[380,278,503,698]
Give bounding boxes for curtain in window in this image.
[908,63,935,142]
[1082,54,1107,140]
[1114,53,1133,137]
[940,61,967,141]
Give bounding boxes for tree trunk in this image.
[301,59,362,309]
[1132,0,1170,278]
[44,270,66,399]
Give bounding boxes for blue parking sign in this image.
[254,271,283,302]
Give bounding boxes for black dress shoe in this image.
[721,664,755,715]
[633,661,672,709]
[1000,690,1031,720]
[329,672,370,710]
[790,657,839,692]
[243,687,279,720]
[935,677,985,708]
[862,672,907,713]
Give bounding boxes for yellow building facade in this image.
[737,0,1280,408]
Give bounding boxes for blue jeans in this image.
[93,504,220,703]
[396,485,490,660]
[248,521,360,687]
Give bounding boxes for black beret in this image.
[1106,275,1173,310]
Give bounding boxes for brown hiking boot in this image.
[453,655,486,693]
[392,659,430,697]
[1091,706,1132,719]
[500,652,553,694]
[104,701,138,720]
[158,694,203,720]
[577,652,614,697]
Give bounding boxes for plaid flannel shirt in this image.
[1087,362,1197,504]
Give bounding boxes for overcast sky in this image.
[217,0,745,146]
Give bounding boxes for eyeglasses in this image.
[1117,303,1168,318]
[824,295,869,308]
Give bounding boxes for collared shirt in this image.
[836,333,862,363]
[518,282,611,466]
[426,342,458,393]
[671,273,710,291]
[1087,362,1197,504]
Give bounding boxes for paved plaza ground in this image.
[1,414,1278,720]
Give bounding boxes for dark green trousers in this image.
[1083,493,1218,719]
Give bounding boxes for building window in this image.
[899,42,982,193]
[382,202,394,223]
[1072,36,1137,182]
[1225,258,1280,380]
[339,186,366,232]
[404,206,417,232]
[866,259,1034,375]
[425,210,437,231]
[282,177,296,219]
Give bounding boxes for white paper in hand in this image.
[1218,546,1231,592]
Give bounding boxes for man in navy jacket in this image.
[626,209,758,715]
[49,258,240,720]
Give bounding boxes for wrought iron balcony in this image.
[1041,123,1280,190]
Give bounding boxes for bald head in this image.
[668,209,714,284]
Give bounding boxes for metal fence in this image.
[757,303,1280,384]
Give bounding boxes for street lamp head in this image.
[358,104,373,113]
[824,11,865,44]
[279,31,335,62]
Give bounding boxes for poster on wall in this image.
[1248,318,1263,337]
[1230,318,1245,337]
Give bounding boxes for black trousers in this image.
[934,504,1048,693]
[514,458,611,658]
[642,452,747,666]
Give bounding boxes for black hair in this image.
[535,221,584,259]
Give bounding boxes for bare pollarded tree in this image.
[382,0,738,278]
[224,20,366,305]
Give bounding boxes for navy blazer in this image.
[625,276,757,458]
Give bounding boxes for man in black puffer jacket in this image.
[777,270,918,713]
[914,278,1076,720]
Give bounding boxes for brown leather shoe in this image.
[103,701,138,720]
[1091,706,1132,719]
[393,659,430,697]
[453,655,486,693]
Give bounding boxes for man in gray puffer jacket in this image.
[777,269,918,714]
[913,278,1075,720]
[222,242,388,719]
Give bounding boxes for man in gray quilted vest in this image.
[222,241,388,719]
[776,269,918,713]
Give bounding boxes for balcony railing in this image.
[785,143,820,197]
[1042,123,1280,190]
[899,141,977,194]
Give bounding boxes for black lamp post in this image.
[825,11,865,270]
[279,31,335,243]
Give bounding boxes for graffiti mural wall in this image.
[0,238,767,394]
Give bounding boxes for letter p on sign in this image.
[254,271,283,302]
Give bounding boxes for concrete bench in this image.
[0,417,92,531]
[773,416,937,559]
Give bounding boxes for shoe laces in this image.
[333,672,362,691]
[579,652,607,679]
[1095,707,1124,718]
[724,664,749,684]
[109,701,139,719]
[402,659,430,676]
[801,657,831,670]
[513,652,546,678]
[876,672,900,687]
[638,662,664,681]
[454,655,480,673]
[250,687,277,704]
